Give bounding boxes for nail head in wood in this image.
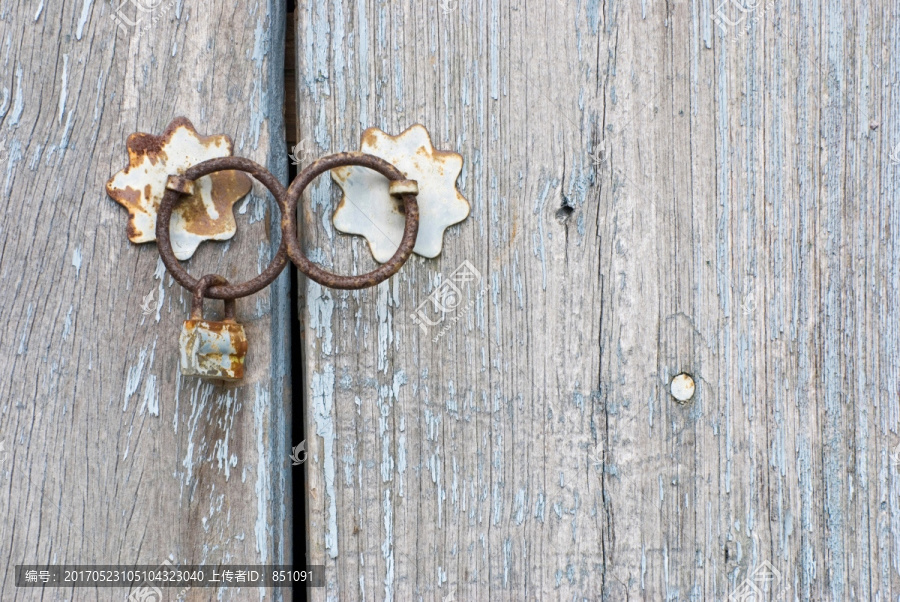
[670,373,695,403]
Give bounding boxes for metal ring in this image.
[282,152,419,290]
[189,274,236,319]
[156,156,290,300]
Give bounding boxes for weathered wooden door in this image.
[294,1,900,601]
[1,1,292,601]
[3,0,899,600]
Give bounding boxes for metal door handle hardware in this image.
[106,117,440,380]
[331,124,469,262]
[106,117,253,261]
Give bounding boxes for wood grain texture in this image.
[0,1,291,600]
[296,0,900,599]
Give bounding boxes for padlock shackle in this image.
[190,274,237,322]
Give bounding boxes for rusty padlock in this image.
[179,279,248,381]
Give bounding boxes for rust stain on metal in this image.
[179,278,248,381]
[106,116,251,260]
[179,319,248,381]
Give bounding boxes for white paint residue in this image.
[382,489,394,601]
[9,65,23,126]
[58,55,68,123]
[376,282,391,373]
[58,109,74,150]
[254,383,271,563]
[92,72,103,122]
[140,374,159,416]
[123,422,134,460]
[29,145,43,170]
[514,488,526,525]
[313,364,339,558]
[382,371,408,490]
[309,281,334,355]
[0,87,9,118]
[16,303,33,355]
[62,305,73,341]
[503,539,512,587]
[179,381,214,498]
[213,390,239,481]
[75,0,92,40]
[397,428,406,497]
[251,194,267,225]
[357,0,369,124]
[532,178,555,291]
[433,449,444,528]
[34,0,44,21]
[248,17,268,150]
[173,371,181,433]
[124,347,149,411]
[71,246,82,278]
[378,383,394,482]
[4,139,22,198]
[391,370,407,399]
[256,240,268,275]
[451,457,458,509]
[153,256,167,322]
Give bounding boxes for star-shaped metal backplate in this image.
[331,125,469,263]
[106,117,251,260]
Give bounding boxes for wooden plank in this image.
[295,0,900,599]
[0,1,291,600]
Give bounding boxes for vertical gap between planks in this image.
[284,1,308,600]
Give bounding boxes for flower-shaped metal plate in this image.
[331,125,469,263]
[106,117,251,260]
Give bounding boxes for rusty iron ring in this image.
[156,156,290,300]
[282,152,420,290]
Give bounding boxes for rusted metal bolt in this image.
[670,373,695,402]
[165,174,195,195]
[388,179,418,197]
